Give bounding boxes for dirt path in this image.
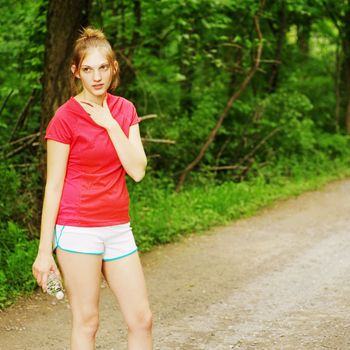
[1,179,350,349]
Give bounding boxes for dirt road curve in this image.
[1,179,350,350]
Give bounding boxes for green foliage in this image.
[0,221,27,267]
[0,222,38,308]
[0,163,36,231]
[316,132,350,157]
[260,89,316,156]
[0,271,8,306]
[0,165,26,221]
[0,0,45,148]
[0,164,40,307]
[129,149,350,252]
[1,0,350,307]
[5,240,38,292]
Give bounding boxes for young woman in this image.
[32,27,152,350]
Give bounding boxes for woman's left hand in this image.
[80,96,117,130]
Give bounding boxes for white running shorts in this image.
[52,222,138,261]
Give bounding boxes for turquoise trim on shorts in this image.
[54,225,104,256]
[103,248,138,262]
[54,225,65,248]
[55,246,104,256]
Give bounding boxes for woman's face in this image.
[72,48,116,98]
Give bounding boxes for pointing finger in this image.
[80,100,96,108]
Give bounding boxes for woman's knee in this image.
[72,308,100,337]
[127,308,153,333]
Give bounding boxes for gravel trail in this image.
[1,179,350,349]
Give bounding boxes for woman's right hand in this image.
[32,252,60,293]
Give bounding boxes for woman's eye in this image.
[101,65,110,71]
[82,67,91,73]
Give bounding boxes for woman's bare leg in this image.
[56,249,103,350]
[102,252,152,350]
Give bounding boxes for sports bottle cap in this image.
[56,291,64,300]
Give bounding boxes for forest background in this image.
[1,0,350,307]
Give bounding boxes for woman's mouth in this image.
[92,84,104,90]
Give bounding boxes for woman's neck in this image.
[76,91,107,106]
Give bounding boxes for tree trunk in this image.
[268,0,287,92]
[323,0,350,133]
[39,0,91,177]
[345,92,350,134]
[297,16,311,54]
[335,42,341,133]
[118,0,141,97]
[341,3,350,134]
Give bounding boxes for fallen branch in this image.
[141,137,176,144]
[147,154,161,159]
[139,114,158,121]
[209,165,247,171]
[235,160,269,181]
[176,0,265,192]
[236,127,280,168]
[214,137,231,175]
[0,162,39,169]
[213,129,279,179]
[0,90,14,119]
[0,132,41,149]
[3,134,39,159]
[9,89,38,141]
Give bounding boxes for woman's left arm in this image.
[106,121,147,182]
[80,98,147,182]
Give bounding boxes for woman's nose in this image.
[93,69,102,81]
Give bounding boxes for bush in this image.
[0,221,28,264]
[6,239,38,293]
[260,89,316,157]
[0,221,38,308]
[0,166,22,220]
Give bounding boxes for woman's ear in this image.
[71,65,80,78]
[113,60,119,74]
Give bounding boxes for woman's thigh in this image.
[102,252,151,325]
[56,249,103,319]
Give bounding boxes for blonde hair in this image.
[70,26,119,94]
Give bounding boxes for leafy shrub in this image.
[316,132,350,158]
[0,271,8,307]
[0,166,22,220]
[0,221,28,268]
[260,89,316,157]
[0,221,38,308]
[5,239,38,293]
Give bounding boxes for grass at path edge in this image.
[130,159,350,250]
[1,157,350,308]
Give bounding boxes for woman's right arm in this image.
[32,140,70,292]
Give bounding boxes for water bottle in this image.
[46,271,64,300]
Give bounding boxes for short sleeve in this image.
[45,111,73,144]
[130,104,141,126]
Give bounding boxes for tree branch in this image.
[139,114,158,121]
[209,164,247,171]
[141,137,175,144]
[2,134,39,159]
[321,0,342,33]
[9,89,37,141]
[237,127,280,168]
[0,89,14,119]
[176,1,265,192]
[0,132,41,149]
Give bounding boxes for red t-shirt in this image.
[45,93,141,227]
